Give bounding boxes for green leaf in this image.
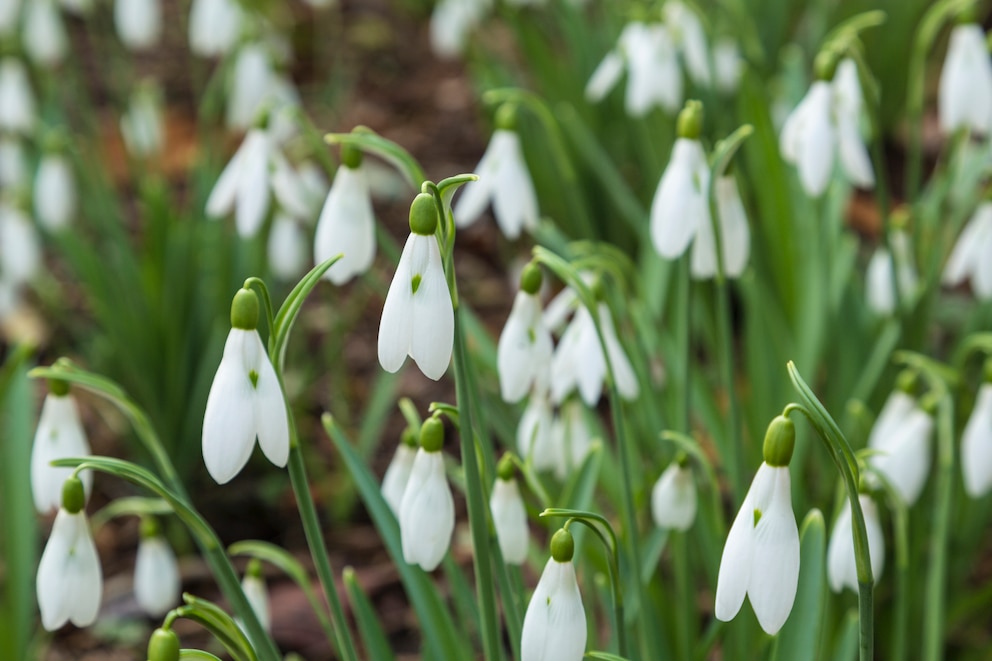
[180,651,224,661]
[559,442,603,511]
[772,509,827,661]
[178,594,257,661]
[91,496,173,530]
[322,414,473,659]
[709,124,754,178]
[324,127,426,188]
[832,610,860,661]
[585,652,634,661]
[343,567,396,661]
[272,256,342,370]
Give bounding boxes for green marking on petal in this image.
[527,328,535,343]
[753,508,762,526]
[546,596,551,606]
[249,370,259,388]
[411,274,422,295]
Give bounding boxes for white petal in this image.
[0,59,36,134]
[34,154,76,231]
[38,510,102,630]
[665,2,710,86]
[866,247,895,315]
[23,0,68,68]
[249,332,289,468]
[242,574,271,632]
[521,558,587,661]
[492,131,539,238]
[235,131,272,238]
[944,204,992,286]
[382,444,416,515]
[189,0,241,57]
[202,329,259,484]
[962,384,992,497]
[314,165,376,285]
[206,140,247,219]
[270,153,313,220]
[868,391,917,452]
[0,204,41,284]
[227,44,274,130]
[650,138,708,259]
[31,393,93,514]
[517,391,555,471]
[651,464,697,531]
[267,213,307,281]
[453,136,500,228]
[585,50,624,102]
[598,303,638,400]
[135,536,180,616]
[869,405,933,506]
[747,466,799,635]
[796,82,835,196]
[714,38,742,94]
[715,175,750,277]
[498,292,549,403]
[408,235,453,380]
[826,498,855,593]
[938,24,992,135]
[399,449,454,571]
[378,234,417,373]
[491,478,529,564]
[837,117,875,188]
[115,0,161,51]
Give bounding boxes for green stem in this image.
[452,307,503,661]
[287,444,360,661]
[923,394,955,661]
[891,497,909,661]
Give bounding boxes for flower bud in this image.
[550,527,574,563]
[495,103,518,132]
[146,627,180,661]
[47,378,70,397]
[420,416,444,453]
[895,369,918,394]
[61,475,86,514]
[340,143,362,169]
[676,100,704,139]
[230,288,259,331]
[409,193,438,236]
[762,415,795,467]
[814,48,840,81]
[519,262,542,296]
[983,358,992,384]
[496,452,516,481]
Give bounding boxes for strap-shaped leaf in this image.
[271,256,342,370]
[772,509,827,661]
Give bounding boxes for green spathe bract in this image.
[230,289,259,331]
[763,415,796,467]
[147,628,180,661]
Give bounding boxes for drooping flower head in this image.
[0,57,37,134]
[115,0,162,51]
[120,80,165,159]
[518,381,556,473]
[961,362,992,498]
[205,123,273,238]
[31,381,93,514]
[715,415,800,635]
[943,200,992,300]
[382,426,418,516]
[827,494,885,594]
[37,476,102,630]
[938,23,992,136]
[314,144,376,285]
[201,287,289,484]
[866,373,933,506]
[651,456,697,531]
[33,138,76,231]
[134,517,181,617]
[241,559,271,633]
[521,528,586,661]
[866,222,918,316]
[399,417,455,572]
[378,193,454,381]
[498,262,553,403]
[23,0,68,68]
[491,454,529,565]
[189,0,242,58]
[549,398,595,480]
[690,167,750,280]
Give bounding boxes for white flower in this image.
[269,151,312,220]
[205,128,272,238]
[115,0,161,51]
[377,232,454,381]
[866,230,918,315]
[663,1,710,87]
[59,0,92,15]
[267,213,307,281]
[37,508,102,630]
[518,386,556,472]
[491,477,528,565]
[714,38,743,94]
[550,302,638,406]
[382,442,416,516]
[34,153,76,231]
[454,129,538,239]
[134,534,180,617]
[202,312,289,484]
[0,0,19,36]
[189,0,242,57]
[586,23,682,116]
[690,173,750,279]
[498,290,553,403]
[227,43,276,131]
[30,392,93,514]
[0,202,41,285]
[0,58,36,134]
[242,571,271,633]
[399,448,454,571]
[715,462,799,635]
[650,137,709,260]
[0,136,27,188]
[429,0,490,59]
[780,59,874,196]
[961,383,992,498]
[938,23,992,135]
[521,556,586,661]
[314,163,376,285]
[827,495,885,594]
[121,83,165,158]
[549,399,593,479]
[651,463,697,531]
[943,202,992,299]
[23,0,68,68]
[867,390,933,506]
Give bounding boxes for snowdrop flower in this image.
[429,0,491,59]
[491,456,529,565]
[551,300,638,406]
[0,136,26,188]
[586,22,682,116]
[241,560,270,633]
[943,201,992,299]
[382,429,418,516]
[827,494,885,594]
[0,0,19,36]
[961,374,992,498]
[651,460,697,531]
[227,43,276,132]
[59,0,92,15]
[780,57,874,196]
[651,100,709,261]
[866,228,918,315]
[663,1,710,87]
[121,81,165,158]
[134,518,180,617]
[714,38,743,94]
[378,193,454,381]
[454,106,538,239]
[37,476,102,630]
[715,415,799,635]
[189,0,242,57]
[938,23,992,135]
[266,213,307,281]
[867,384,933,506]
[33,150,76,231]
[690,172,750,279]
[115,0,161,51]
[23,0,68,68]
[521,528,586,661]
[0,201,41,285]
[549,399,593,479]
[201,288,289,484]
[399,418,454,571]
[518,384,556,472]
[314,148,376,285]
[147,628,181,661]
[498,263,553,403]
[0,58,36,134]
[296,161,329,213]
[30,384,93,514]
[205,127,272,238]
